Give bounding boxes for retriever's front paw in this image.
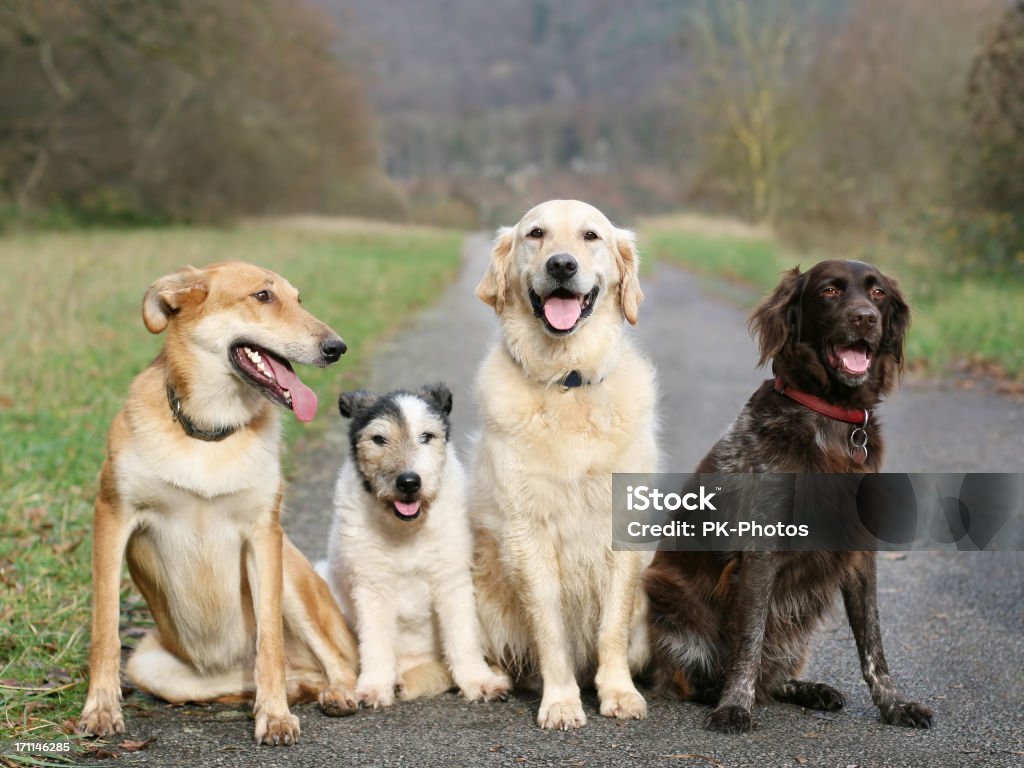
[78,691,125,737]
[253,709,300,746]
[459,670,511,702]
[319,685,358,717]
[599,687,647,720]
[881,700,933,729]
[357,677,396,709]
[537,693,586,730]
[704,704,753,734]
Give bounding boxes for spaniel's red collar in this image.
[773,377,870,426]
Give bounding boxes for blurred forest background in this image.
[2,0,1023,272]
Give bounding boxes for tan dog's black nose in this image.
[321,337,347,363]
[546,253,578,282]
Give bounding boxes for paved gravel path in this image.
[97,235,1024,767]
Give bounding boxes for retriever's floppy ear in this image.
[881,275,911,370]
[614,227,643,325]
[418,382,453,416]
[476,226,516,314]
[749,267,805,367]
[338,390,378,419]
[142,266,209,334]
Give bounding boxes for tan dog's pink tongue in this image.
[265,356,318,422]
[839,346,870,374]
[543,296,582,331]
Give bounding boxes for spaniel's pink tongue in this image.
[543,296,581,330]
[394,500,421,517]
[838,345,871,374]
[264,356,318,422]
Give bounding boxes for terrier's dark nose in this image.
[396,472,421,495]
[546,253,578,282]
[321,337,347,363]
[849,307,879,329]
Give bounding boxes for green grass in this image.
[641,215,1024,378]
[0,221,462,758]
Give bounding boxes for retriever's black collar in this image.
[560,369,603,391]
[166,384,238,442]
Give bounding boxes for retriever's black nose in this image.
[546,253,578,282]
[396,472,421,495]
[321,337,347,363]
[849,307,879,329]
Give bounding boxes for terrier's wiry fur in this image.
[324,384,510,708]
[79,261,358,747]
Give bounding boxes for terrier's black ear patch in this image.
[338,390,378,419]
[419,382,453,416]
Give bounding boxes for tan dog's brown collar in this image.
[166,384,238,442]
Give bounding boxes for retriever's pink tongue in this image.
[840,346,871,374]
[394,500,421,517]
[543,296,581,330]
[264,356,318,422]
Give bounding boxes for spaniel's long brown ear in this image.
[475,226,516,314]
[142,266,209,334]
[881,275,911,370]
[748,267,805,367]
[614,227,643,325]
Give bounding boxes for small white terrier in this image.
[323,384,510,708]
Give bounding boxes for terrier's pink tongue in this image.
[543,296,581,330]
[840,346,871,374]
[394,500,421,517]
[264,356,318,422]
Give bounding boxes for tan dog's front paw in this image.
[599,688,647,720]
[537,696,586,730]
[78,691,125,737]
[459,670,511,702]
[357,679,396,709]
[254,709,300,746]
[319,685,358,717]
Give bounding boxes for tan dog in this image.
[470,200,659,730]
[78,261,358,746]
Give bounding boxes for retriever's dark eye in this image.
[372,435,387,446]
[821,286,841,298]
[870,287,886,300]
[252,290,273,303]
[583,230,599,241]
[527,227,544,239]
[419,432,436,444]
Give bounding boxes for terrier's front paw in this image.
[704,704,753,734]
[459,670,511,702]
[78,691,125,737]
[881,700,934,729]
[599,688,647,720]
[537,696,586,730]
[357,678,397,709]
[319,685,358,717]
[254,710,300,746]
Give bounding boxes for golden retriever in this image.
[469,199,659,730]
[78,261,359,746]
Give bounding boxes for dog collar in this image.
[774,377,870,464]
[559,369,604,392]
[166,384,238,442]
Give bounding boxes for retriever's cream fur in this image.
[469,200,658,730]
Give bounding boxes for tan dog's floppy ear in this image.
[142,266,209,334]
[748,267,805,367]
[614,227,643,325]
[476,226,516,314]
